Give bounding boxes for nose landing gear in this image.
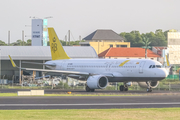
[147,87,152,92]
[146,81,152,92]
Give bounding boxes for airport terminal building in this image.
[0,46,98,83]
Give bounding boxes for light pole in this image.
[12,75,14,88]
[2,75,5,89]
[0,49,2,88]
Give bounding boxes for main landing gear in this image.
[119,84,128,92]
[146,81,152,92]
[85,85,95,92]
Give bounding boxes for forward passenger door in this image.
[139,61,146,73]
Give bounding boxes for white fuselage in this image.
[45,59,168,82]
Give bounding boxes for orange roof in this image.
[98,47,160,57]
[153,46,167,50]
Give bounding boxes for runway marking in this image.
[0,102,180,106]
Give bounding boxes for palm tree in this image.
[142,37,151,59]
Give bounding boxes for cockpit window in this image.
[149,65,163,68]
[156,65,161,68]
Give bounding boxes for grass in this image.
[0,93,140,97]
[0,108,180,120]
[0,93,17,96]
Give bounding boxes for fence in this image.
[0,80,180,92]
[165,75,179,80]
[0,74,180,91]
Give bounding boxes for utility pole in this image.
[22,31,24,46]
[8,31,10,45]
[79,35,81,41]
[68,30,70,46]
[65,35,67,46]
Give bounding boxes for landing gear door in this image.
[139,61,146,73]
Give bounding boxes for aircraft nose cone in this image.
[161,68,168,78]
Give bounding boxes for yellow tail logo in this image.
[48,28,70,60]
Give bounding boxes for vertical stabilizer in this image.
[48,28,70,60]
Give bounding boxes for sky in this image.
[0,0,179,43]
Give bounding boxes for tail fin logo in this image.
[53,37,56,42]
[52,37,57,53]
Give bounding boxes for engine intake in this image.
[87,75,108,89]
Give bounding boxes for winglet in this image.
[8,55,17,67]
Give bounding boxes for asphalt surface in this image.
[0,95,180,109]
[1,89,180,97]
[0,89,180,94]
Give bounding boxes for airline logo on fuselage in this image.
[51,37,57,53]
[119,60,130,66]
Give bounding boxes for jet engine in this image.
[87,75,108,89]
[138,81,159,88]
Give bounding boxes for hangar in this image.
[0,46,97,83]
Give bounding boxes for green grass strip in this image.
[0,108,180,120]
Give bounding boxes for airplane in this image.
[9,27,168,92]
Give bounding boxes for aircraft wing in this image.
[21,67,89,76]
[9,55,89,76]
[22,61,56,66]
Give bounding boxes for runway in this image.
[0,95,180,109]
[1,89,180,95]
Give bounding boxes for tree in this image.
[120,29,168,47]
[26,39,31,46]
[142,37,151,59]
[120,31,143,47]
[11,40,24,46]
[0,40,7,46]
[47,40,84,46]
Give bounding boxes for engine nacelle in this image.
[138,81,159,88]
[87,75,108,89]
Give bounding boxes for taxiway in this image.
[0,95,180,109]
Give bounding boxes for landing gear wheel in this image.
[124,87,128,91]
[147,88,152,92]
[120,85,124,92]
[86,86,91,92]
